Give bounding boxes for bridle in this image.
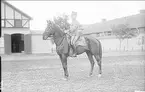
[45,23,67,46]
[44,23,54,40]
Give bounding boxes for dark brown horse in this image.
[43,20,102,80]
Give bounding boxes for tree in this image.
[111,24,138,51]
[49,13,70,52]
[53,13,70,31]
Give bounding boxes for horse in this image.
[43,20,102,80]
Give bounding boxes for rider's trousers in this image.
[71,35,79,46]
[70,30,82,45]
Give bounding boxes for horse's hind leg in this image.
[86,51,95,77]
[94,55,102,77]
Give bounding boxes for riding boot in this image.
[72,45,77,57]
[69,45,75,57]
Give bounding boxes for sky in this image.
[8,1,145,30]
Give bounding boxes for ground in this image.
[1,54,145,92]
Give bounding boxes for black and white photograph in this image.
[1,0,145,92]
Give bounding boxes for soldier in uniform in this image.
[69,11,83,57]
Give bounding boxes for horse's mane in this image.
[53,23,65,33]
[48,20,65,36]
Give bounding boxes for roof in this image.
[83,11,145,34]
[3,1,32,20]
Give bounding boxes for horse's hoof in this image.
[98,74,101,78]
[88,74,93,77]
[90,75,93,77]
[61,77,68,81]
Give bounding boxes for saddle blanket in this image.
[66,33,87,47]
[76,36,87,47]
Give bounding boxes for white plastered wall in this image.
[31,34,53,54]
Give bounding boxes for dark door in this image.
[11,34,24,53]
[24,34,32,54]
[4,34,11,54]
[21,34,24,52]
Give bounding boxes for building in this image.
[1,1,32,54]
[83,10,145,51]
[1,1,144,55]
[0,1,53,55]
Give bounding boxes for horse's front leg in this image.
[59,54,69,80]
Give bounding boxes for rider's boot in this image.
[71,45,77,57]
[69,45,75,57]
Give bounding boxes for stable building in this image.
[0,1,54,55]
[0,1,55,55]
[83,10,145,51]
[1,1,144,55]
[1,1,32,54]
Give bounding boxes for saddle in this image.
[66,33,88,49]
[76,36,87,47]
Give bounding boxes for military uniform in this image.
[69,11,83,57]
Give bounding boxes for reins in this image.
[54,24,69,46]
[56,33,66,46]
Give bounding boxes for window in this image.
[14,19,22,27]
[96,33,99,37]
[100,32,104,36]
[104,31,112,36]
[107,31,112,36]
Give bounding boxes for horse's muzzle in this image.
[43,36,48,40]
[43,36,53,40]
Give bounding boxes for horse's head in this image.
[43,20,55,40]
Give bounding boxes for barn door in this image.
[4,34,11,54]
[24,34,32,54]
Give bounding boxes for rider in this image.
[69,11,83,57]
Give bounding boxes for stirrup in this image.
[70,54,77,57]
[69,50,77,57]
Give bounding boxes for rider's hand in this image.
[64,30,68,33]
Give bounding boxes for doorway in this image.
[11,33,24,53]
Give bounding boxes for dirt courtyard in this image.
[1,55,145,92]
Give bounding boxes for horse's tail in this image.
[98,40,102,59]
